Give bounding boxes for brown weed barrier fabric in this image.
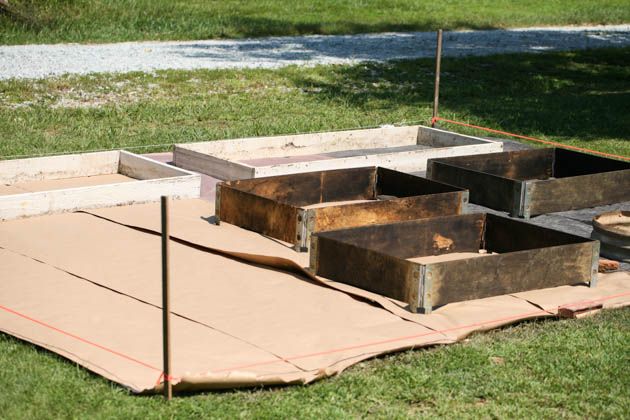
[0,199,628,393]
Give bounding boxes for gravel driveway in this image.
[1,24,629,80]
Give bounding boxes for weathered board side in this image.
[376,166,463,196]
[553,148,630,177]
[223,167,376,206]
[427,241,597,309]
[527,170,630,215]
[0,176,200,221]
[316,213,485,259]
[119,151,198,180]
[484,213,593,252]
[417,126,497,147]
[0,150,120,184]
[312,235,420,310]
[216,184,299,244]
[427,161,518,213]
[428,148,553,180]
[173,146,255,181]
[313,191,467,232]
[310,191,466,235]
[177,125,422,159]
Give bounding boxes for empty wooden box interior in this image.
[0,150,201,220]
[215,166,468,251]
[174,125,503,180]
[427,148,630,218]
[311,213,599,313]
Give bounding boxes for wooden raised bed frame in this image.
[311,213,599,313]
[173,125,503,180]
[215,167,468,251]
[0,150,201,220]
[427,148,630,218]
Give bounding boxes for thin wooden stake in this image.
[161,196,172,401]
[432,29,443,127]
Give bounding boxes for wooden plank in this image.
[552,148,630,178]
[224,167,376,206]
[417,126,494,147]
[376,166,462,196]
[0,150,119,183]
[427,241,596,309]
[312,235,420,310]
[119,151,197,180]
[427,160,518,213]
[173,146,255,181]
[528,169,630,216]
[178,125,422,159]
[310,192,465,234]
[216,184,299,244]
[484,213,588,252]
[428,148,553,180]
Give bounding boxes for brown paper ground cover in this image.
[0,199,629,393]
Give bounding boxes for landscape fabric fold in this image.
[0,199,628,393]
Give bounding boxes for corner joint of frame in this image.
[416,265,432,314]
[294,209,310,252]
[590,241,600,288]
[512,180,531,218]
[214,186,222,225]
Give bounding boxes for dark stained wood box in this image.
[310,213,599,313]
[426,148,630,218]
[215,167,468,251]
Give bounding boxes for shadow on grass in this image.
[286,48,630,143]
[199,16,499,38]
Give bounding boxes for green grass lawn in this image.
[1,48,628,159]
[1,0,629,45]
[1,308,628,418]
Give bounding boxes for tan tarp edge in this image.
[0,248,307,393]
[0,200,629,393]
[0,212,455,392]
[84,200,630,326]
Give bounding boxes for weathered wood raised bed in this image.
[0,151,201,220]
[174,125,502,180]
[215,167,468,251]
[427,148,630,218]
[310,213,599,313]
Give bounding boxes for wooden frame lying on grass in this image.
[427,148,630,218]
[0,151,201,220]
[216,166,468,251]
[173,125,503,180]
[311,213,600,313]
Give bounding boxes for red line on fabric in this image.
[1,291,629,383]
[0,303,163,374]
[431,117,630,161]
[212,290,630,373]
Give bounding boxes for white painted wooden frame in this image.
[0,150,201,220]
[173,125,503,180]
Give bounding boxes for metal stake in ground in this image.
[161,196,173,400]
[432,29,443,127]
